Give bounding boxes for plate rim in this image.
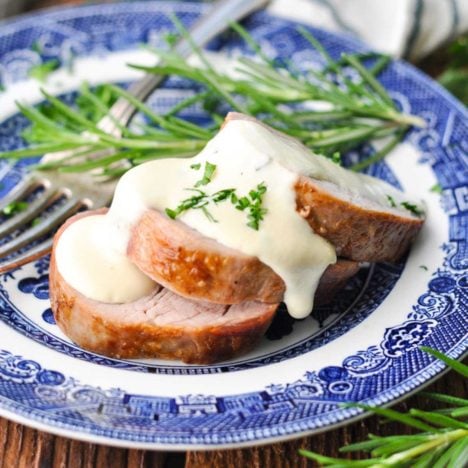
[1,360,464,452]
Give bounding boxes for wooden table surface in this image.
[1,1,465,467]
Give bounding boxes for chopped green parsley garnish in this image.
[165,188,217,222]
[31,41,43,54]
[387,195,423,217]
[190,163,201,170]
[166,169,268,230]
[430,183,442,194]
[163,32,180,47]
[247,182,268,230]
[386,194,397,208]
[212,188,236,203]
[233,182,268,231]
[234,196,250,211]
[28,59,60,82]
[401,201,424,217]
[419,265,428,271]
[165,188,210,220]
[331,151,342,165]
[3,201,28,216]
[195,161,217,187]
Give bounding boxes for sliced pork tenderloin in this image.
[226,112,424,262]
[294,176,422,262]
[50,211,278,363]
[50,211,355,363]
[127,114,421,305]
[128,208,359,304]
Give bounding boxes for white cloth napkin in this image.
[1,0,466,61]
[269,0,468,60]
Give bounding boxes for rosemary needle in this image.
[0,20,425,174]
[300,348,468,467]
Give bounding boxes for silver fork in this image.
[0,0,270,273]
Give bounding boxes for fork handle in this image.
[105,0,270,131]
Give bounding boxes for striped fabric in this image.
[269,0,468,59]
[0,0,466,60]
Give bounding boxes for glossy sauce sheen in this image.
[56,119,419,318]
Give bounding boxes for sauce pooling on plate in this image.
[56,117,421,318]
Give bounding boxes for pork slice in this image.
[50,211,278,364]
[128,208,360,304]
[225,112,424,262]
[128,113,421,304]
[295,176,422,261]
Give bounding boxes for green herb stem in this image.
[351,129,407,172]
[382,429,467,467]
[1,20,425,175]
[300,348,468,467]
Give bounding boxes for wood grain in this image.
[1,1,465,467]
[0,417,169,468]
[186,370,467,467]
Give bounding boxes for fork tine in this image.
[0,176,45,213]
[0,238,53,274]
[0,187,59,237]
[0,198,84,259]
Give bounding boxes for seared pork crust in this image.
[128,209,359,304]
[128,114,422,304]
[50,211,360,363]
[50,212,278,364]
[295,176,423,262]
[225,112,423,263]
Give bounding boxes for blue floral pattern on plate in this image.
[0,1,466,449]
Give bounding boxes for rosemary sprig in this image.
[1,84,209,173]
[300,347,468,467]
[131,20,423,163]
[0,20,425,174]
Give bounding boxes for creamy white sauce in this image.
[55,214,156,303]
[56,118,424,317]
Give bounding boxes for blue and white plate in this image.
[0,1,466,450]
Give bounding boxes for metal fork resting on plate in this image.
[0,0,270,273]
